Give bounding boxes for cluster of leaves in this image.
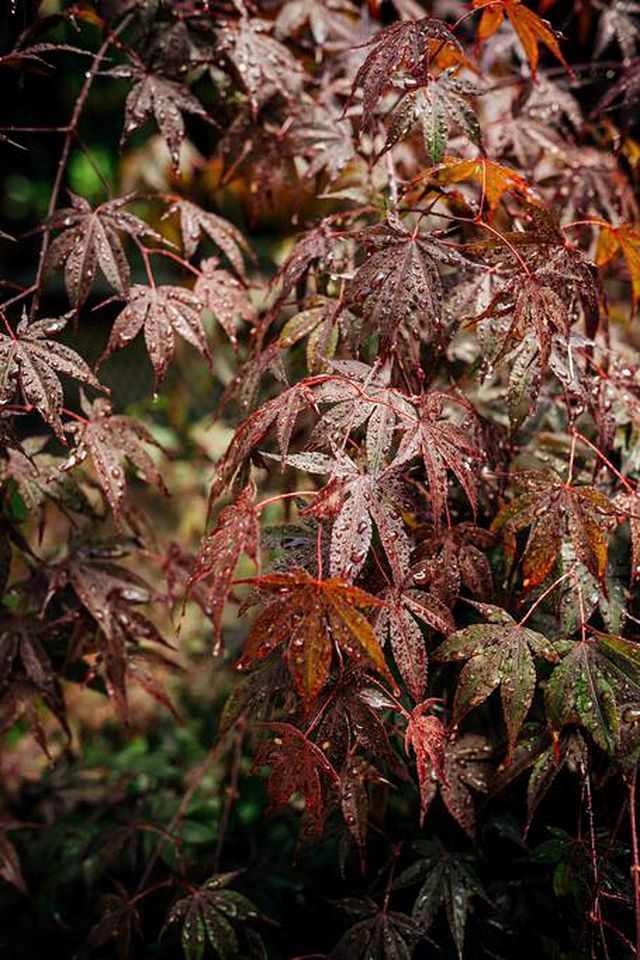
[2,0,640,957]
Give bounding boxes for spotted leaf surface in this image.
[100,283,212,388]
[0,313,103,440]
[236,569,391,703]
[434,603,558,756]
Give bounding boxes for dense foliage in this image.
[1,0,640,957]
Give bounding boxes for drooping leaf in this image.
[253,722,337,832]
[46,193,161,306]
[395,842,486,959]
[404,700,447,823]
[164,199,250,276]
[473,0,571,76]
[546,632,640,755]
[418,734,493,838]
[61,394,167,527]
[109,67,211,169]
[188,479,260,651]
[0,313,104,440]
[194,258,256,347]
[100,283,212,387]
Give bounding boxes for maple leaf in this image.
[108,67,211,170]
[0,616,70,753]
[46,193,161,306]
[99,283,212,388]
[162,872,260,960]
[207,380,319,504]
[0,442,94,519]
[83,882,141,959]
[383,69,482,162]
[473,0,570,76]
[411,523,495,606]
[188,479,260,652]
[411,155,540,216]
[434,603,559,756]
[281,451,411,582]
[329,898,421,959]
[310,361,415,470]
[274,0,359,47]
[289,98,356,182]
[349,16,460,128]
[311,671,399,771]
[375,582,454,703]
[61,394,167,528]
[0,313,103,441]
[0,829,27,896]
[194,258,256,347]
[347,214,470,353]
[491,471,614,588]
[395,841,486,959]
[45,545,176,721]
[340,756,387,861]
[392,391,481,528]
[596,221,640,312]
[163,199,250,275]
[253,722,337,831]
[216,18,305,114]
[494,726,588,831]
[236,569,392,703]
[405,700,447,823]
[546,632,640,754]
[418,734,493,838]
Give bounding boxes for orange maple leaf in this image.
[413,155,540,216]
[596,221,640,312]
[236,569,393,702]
[472,0,571,76]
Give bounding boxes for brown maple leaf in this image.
[349,16,460,129]
[491,471,614,588]
[253,721,337,832]
[45,546,177,722]
[46,193,161,306]
[413,733,493,838]
[236,568,393,703]
[99,283,213,388]
[188,479,260,652]
[347,214,471,354]
[61,394,167,528]
[108,67,212,169]
[194,258,257,346]
[392,392,481,529]
[163,199,250,275]
[216,18,305,114]
[0,313,104,441]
